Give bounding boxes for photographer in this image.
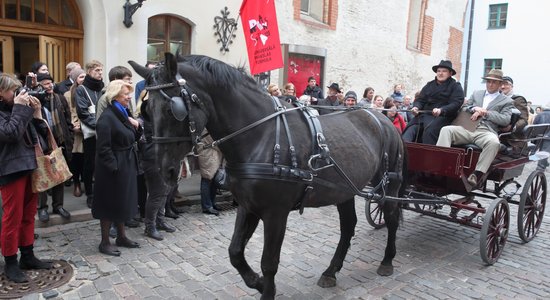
[0,74,52,283]
[35,73,74,222]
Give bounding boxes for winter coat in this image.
[92,104,141,222]
[389,113,407,133]
[0,102,48,185]
[303,85,324,101]
[413,76,464,119]
[197,132,222,180]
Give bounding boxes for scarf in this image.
[83,75,104,92]
[113,100,129,119]
[46,94,66,146]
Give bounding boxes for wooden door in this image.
[39,35,65,82]
[0,36,14,74]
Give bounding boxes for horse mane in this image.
[180,55,260,91]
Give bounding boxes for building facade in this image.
[0,0,467,98]
[461,0,549,104]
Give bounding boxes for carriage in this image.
[366,124,550,265]
[132,53,550,299]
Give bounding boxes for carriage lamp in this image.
[123,0,146,28]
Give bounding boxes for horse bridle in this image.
[145,73,207,145]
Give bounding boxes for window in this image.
[484,59,502,76]
[147,15,191,62]
[1,0,79,28]
[300,0,325,24]
[488,4,507,29]
[407,0,428,50]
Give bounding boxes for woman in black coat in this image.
[92,80,142,256]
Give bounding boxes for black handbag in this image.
[213,167,230,190]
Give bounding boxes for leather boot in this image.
[86,194,93,209]
[4,255,28,283]
[19,245,52,270]
[164,205,179,219]
[156,218,176,233]
[73,183,82,197]
[144,224,164,241]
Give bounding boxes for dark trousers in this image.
[38,183,64,210]
[143,160,169,227]
[402,115,452,145]
[70,153,84,184]
[137,174,147,218]
[200,177,216,210]
[0,175,36,256]
[82,137,96,196]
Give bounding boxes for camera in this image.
[16,87,47,102]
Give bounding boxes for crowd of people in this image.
[1,57,547,284]
[269,59,547,186]
[0,59,231,283]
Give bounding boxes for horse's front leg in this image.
[259,212,289,300]
[318,198,357,288]
[377,201,399,276]
[228,205,263,293]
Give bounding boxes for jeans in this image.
[200,177,216,210]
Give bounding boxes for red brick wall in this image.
[447,26,464,79]
[293,0,338,30]
[420,15,434,55]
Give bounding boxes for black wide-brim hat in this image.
[432,60,456,76]
[327,82,341,92]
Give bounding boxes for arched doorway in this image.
[0,0,83,82]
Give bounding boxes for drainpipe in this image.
[463,0,475,95]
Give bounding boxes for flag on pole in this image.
[240,0,283,75]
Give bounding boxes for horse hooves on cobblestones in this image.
[376,264,394,276]
[317,275,337,288]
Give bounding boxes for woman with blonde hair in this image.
[267,83,281,97]
[93,80,142,256]
[0,74,52,282]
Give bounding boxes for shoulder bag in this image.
[80,87,97,139]
[31,122,73,193]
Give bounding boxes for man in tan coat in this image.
[197,130,223,215]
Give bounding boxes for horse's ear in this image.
[164,52,178,78]
[128,60,152,79]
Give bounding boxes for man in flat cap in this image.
[499,75,529,155]
[437,69,514,186]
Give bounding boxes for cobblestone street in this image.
[23,164,550,299]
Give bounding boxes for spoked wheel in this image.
[365,199,385,229]
[518,171,547,242]
[480,198,510,265]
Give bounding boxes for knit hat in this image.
[69,68,86,82]
[344,91,357,100]
[502,76,513,84]
[36,73,53,82]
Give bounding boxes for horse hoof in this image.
[317,275,336,288]
[377,264,394,276]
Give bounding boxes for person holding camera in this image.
[0,74,53,283]
[34,73,74,222]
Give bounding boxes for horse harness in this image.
[147,77,400,212]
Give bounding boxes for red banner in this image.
[240,0,283,75]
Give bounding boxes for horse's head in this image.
[129,53,207,186]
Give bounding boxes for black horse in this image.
[130,53,406,300]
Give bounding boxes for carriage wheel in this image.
[365,199,385,229]
[480,198,510,265]
[518,171,547,243]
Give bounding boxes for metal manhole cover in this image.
[0,260,73,299]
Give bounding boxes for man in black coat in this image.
[402,60,465,145]
[302,76,324,105]
[54,62,81,95]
